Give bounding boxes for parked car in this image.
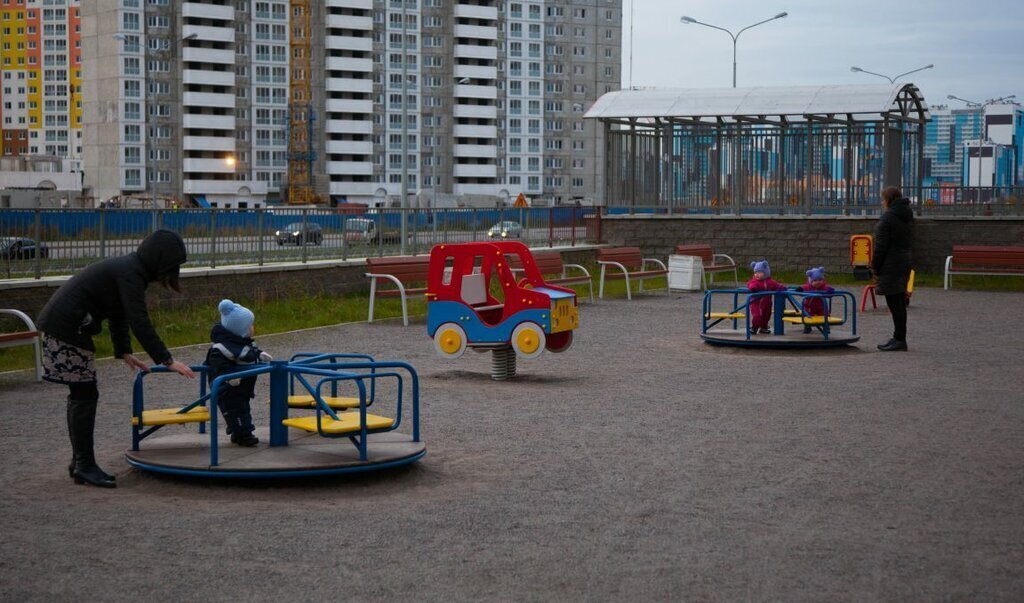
[486,221,523,239]
[344,218,402,245]
[0,237,49,259]
[275,222,323,246]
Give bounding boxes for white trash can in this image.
[668,255,704,291]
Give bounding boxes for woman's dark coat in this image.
[871,198,914,295]
[36,230,186,364]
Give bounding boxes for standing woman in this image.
[37,229,196,488]
[872,186,914,351]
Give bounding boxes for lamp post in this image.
[399,0,409,254]
[849,64,933,84]
[680,12,788,87]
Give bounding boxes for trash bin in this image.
[668,255,703,291]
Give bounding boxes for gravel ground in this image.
[1,286,1022,601]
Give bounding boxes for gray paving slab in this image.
[1,286,1022,601]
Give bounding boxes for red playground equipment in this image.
[426,241,579,380]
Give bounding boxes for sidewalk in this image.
[1,286,1022,600]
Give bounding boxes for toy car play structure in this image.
[426,241,579,380]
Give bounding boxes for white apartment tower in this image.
[78,0,620,207]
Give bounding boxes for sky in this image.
[621,0,1024,107]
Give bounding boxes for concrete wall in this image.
[600,215,1024,275]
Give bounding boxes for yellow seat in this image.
[705,312,745,319]
[782,316,844,325]
[784,309,800,316]
[282,412,395,435]
[287,394,361,410]
[132,407,210,426]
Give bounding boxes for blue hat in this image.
[750,260,771,277]
[806,266,826,282]
[218,299,254,338]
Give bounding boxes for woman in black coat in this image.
[36,229,195,488]
[872,186,914,351]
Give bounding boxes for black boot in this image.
[67,399,115,482]
[229,410,259,447]
[67,398,116,488]
[877,338,908,351]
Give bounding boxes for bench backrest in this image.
[674,244,714,263]
[951,245,1024,267]
[597,246,643,270]
[505,250,564,275]
[366,256,431,282]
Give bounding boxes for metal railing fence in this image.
[0,206,600,280]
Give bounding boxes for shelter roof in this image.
[584,84,929,125]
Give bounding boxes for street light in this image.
[849,64,933,84]
[680,12,788,87]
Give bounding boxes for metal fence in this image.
[0,206,600,280]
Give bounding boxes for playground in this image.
[1,285,1022,600]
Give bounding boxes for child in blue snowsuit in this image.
[205,299,271,446]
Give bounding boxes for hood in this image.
[136,229,187,281]
[889,198,914,223]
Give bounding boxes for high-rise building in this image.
[923,100,1023,187]
[0,0,83,165]
[76,0,621,208]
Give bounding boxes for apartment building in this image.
[0,0,83,166]
[923,100,1023,187]
[72,0,621,208]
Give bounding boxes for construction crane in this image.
[286,0,319,205]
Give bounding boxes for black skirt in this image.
[41,334,97,384]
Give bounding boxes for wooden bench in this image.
[673,244,739,289]
[366,256,431,326]
[0,309,42,382]
[596,247,668,300]
[505,250,594,302]
[944,245,1024,290]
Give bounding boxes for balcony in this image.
[182,25,235,44]
[183,136,235,152]
[454,4,498,21]
[181,2,234,22]
[326,98,374,114]
[454,144,497,158]
[326,35,373,53]
[327,57,373,72]
[326,119,374,134]
[183,114,235,130]
[453,124,498,138]
[454,164,497,178]
[454,65,497,80]
[326,140,373,154]
[454,44,498,61]
[455,84,497,100]
[327,14,373,30]
[183,69,234,87]
[182,47,235,66]
[183,91,236,109]
[326,77,373,94]
[454,24,498,40]
[183,158,237,174]
[327,161,374,176]
[326,0,373,10]
[453,104,497,120]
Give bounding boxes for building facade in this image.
[923,101,1023,188]
[0,0,83,165]
[71,0,620,208]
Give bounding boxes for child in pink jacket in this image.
[798,266,836,333]
[747,260,786,334]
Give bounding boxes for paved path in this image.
[1,286,1022,601]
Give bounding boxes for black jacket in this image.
[36,230,186,363]
[872,198,914,295]
[205,324,265,406]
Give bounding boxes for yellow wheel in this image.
[433,322,467,359]
[511,322,546,359]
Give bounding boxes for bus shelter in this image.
[584,84,930,214]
